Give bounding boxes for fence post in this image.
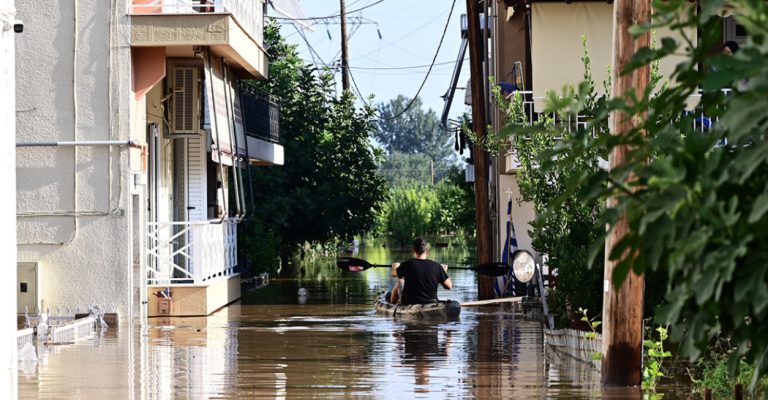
[734,384,743,400]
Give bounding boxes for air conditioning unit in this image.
[172,67,200,134]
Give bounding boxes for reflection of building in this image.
[15,0,283,320]
[143,307,240,399]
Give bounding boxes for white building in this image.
[15,0,283,320]
[2,0,18,397]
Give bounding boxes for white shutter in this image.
[186,136,207,221]
[172,67,200,134]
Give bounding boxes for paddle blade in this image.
[336,257,372,272]
[472,262,511,277]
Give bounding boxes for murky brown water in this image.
[18,245,668,399]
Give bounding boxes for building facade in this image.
[15,0,282,321]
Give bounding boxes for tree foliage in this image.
[242,22,387,257]
[375,95,455,166]
[378,151,433,187]
[377,167,475,248]
[525,0,768,386]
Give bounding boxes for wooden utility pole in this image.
[601,0,650,386]
[465,0,494,299]
[339,0,350,91]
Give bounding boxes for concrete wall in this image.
[15,0,135,320]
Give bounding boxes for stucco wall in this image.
[15,0,135,319]
[2,0,19,395]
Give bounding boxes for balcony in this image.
[502,90,731,174]
[130,0,268,78]
[146,220,237,285]
[145,220,240,316]
[240,82,284,165]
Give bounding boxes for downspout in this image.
[221,60,243,222]
[197,47,227,224]
[230,79,248,221]
[16,139,142,147]
[239,87,256,212]
[232,83,248,221]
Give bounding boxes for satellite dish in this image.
[511,250,536,283]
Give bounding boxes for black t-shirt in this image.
[396,258,449,305]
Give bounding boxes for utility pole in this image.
[601,0,650,386]
[465,0,494,299]
[430,160,434,185]
[339,0,350,91]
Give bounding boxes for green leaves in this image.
[245,22,387,252]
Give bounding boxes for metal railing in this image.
[146,220,238,285]
[505,89,732,136]
[130,0,264,44]
[240,82,280,143]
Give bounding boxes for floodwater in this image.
[18,244,657,399]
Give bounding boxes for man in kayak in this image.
[389,238,453,305]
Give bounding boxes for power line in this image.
[270,0,385,21]
[349,59,468,70]
[374,0,458,121]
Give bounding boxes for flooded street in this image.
[19,246,611,399]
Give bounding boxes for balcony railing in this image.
[146,220,237,285]
[240,83,280,143]
[506,89,731,137]
[130,0,264,44]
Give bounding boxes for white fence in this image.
[48,316,98,344]
[130,0,264,44]
[17,328,35,350]
[146,220,238,285]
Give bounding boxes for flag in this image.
[494,195,520,297]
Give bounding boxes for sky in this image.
[268,0,471,123]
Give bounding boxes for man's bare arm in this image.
[390,262,400,278]
[441,277,453,290]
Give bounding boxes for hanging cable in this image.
[371,0,457,121]
[270,0,385,21]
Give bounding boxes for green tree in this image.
[376,95,455,166]
[242,22,387,260]
[378,151,433,187]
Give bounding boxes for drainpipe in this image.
[16,139,142,147]
[239,87,256,212]
[197,47,228,225]
[221,60,243,222]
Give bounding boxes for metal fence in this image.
[240,83,280,143]
[544,328,602,370]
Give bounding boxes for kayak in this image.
[374,292,461,319]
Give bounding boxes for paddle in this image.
[336,257,511,277]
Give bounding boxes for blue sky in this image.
[269,0,470,121]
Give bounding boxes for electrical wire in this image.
[349,59,468,70]
[371,0,458,121]
[270,0,385,21]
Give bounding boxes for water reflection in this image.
[19,247,632,399]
